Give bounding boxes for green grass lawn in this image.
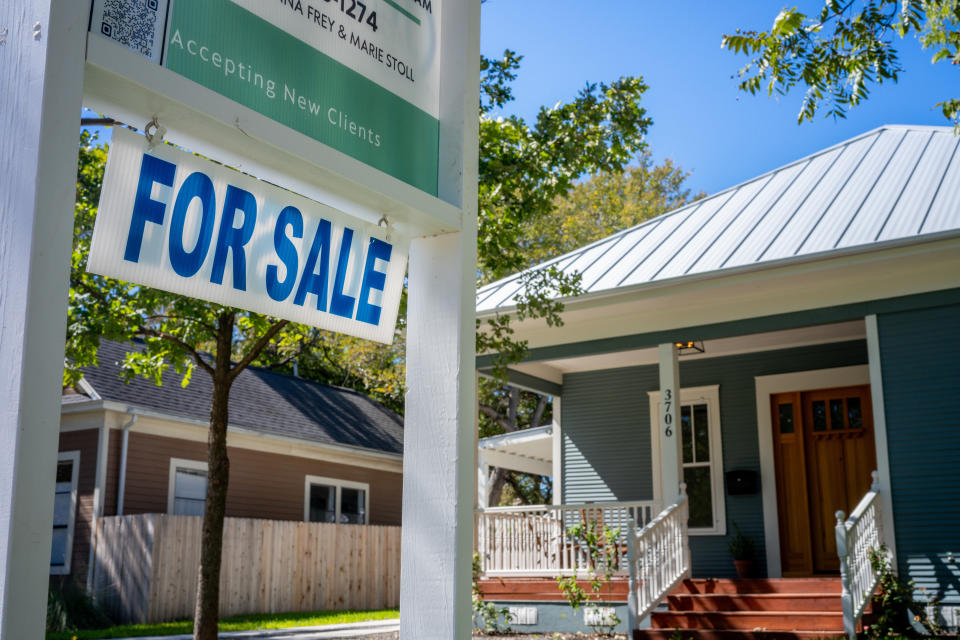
[47,608,399,640]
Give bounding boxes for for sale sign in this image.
[87,127,408,343]
[90,0,440,195]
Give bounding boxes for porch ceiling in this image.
[478,424,553,475]
[509,319,866,379]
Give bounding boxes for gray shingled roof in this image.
[477,125,960,313]
[76,340,403,455]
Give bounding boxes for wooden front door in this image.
[771,385,876,575]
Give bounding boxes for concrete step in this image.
[650,611,844,632]
[666,593,842,612]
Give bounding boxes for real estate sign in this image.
[90,0,440,194]
[88,127,408,343]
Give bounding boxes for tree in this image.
[517,151,705,267]
[476,154,703,506]
[67,130,323,640]
[721,1,960,128]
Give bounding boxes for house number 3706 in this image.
[663,389,673,438]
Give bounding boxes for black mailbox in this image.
[726,469,758,496]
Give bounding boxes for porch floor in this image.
[477,576,630,602]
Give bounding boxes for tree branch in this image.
[530,394,548,429]
[144,314,217,333]
[479,404,517,433]
[138,327,216,376]
[229,319,289,381]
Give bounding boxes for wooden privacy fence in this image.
[92,514,401,624]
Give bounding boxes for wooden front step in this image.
[635,630,845,640]
[675,578,840,595]
[667,594,841,612]
[641,578,846,637]
[651,611,843,632]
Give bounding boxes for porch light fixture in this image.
[674,340,705,355]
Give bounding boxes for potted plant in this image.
[728,522,755,579]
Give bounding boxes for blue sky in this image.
[480,1,954,195]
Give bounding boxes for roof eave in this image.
[477,229,960,321]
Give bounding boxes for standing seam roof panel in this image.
[919,135,960,235]
[761,133,880,262]
[879,132,959,241]
[837,130,933,248]
[798,129,907,254]
[606,189,737,288]
[724,148,843,269]
[689,162,809,276]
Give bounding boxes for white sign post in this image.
[0,2,89,637]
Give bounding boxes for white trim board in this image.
[865,314,897,570]
[648,385,726,536]
[166,457,208,515]
[50,451,81,576]
[754,365,873,578]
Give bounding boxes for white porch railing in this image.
[475,500,660,576]
[836,470,884,640]
[628,483,691,625]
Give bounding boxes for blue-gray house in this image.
[474,125,960,637]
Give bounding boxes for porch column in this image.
[551,398,562,505]
[658,343,681,502]
[477,454,490,508]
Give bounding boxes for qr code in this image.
[97,0,165,61]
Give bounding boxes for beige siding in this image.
[58,429,99,582]
[122,432,402,525]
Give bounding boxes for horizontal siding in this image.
[123,431,402,525]
[562,339,868,578]
[879,304,960,605]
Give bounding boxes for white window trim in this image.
[648,385,726,536]
[303,475,371,524]
[51,450,81,575]
[167,457,208,515]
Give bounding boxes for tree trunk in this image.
[194,312,235,640]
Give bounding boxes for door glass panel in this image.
[693,404,709,462]
[830,398,845,430]
[847,397,863,429]
[683,466,712,528]
[340,488,366,524]
[309,484,337,523]
[50,528,68,567]
[778,402,795,433]
[812,400,827,431]
[680,406,692,464]
[173,467,207,516]
[52,492,72,527]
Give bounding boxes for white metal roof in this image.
[478,425,553,475]
[477,125,960,314]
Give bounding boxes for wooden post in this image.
[0,1,89,636]
[399,0,479,636]
[551,398,562,505]
[658,344,681,503]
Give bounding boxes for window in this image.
[304,476,369,525]
[649,385,726,535]
[51,451,80,575]
[167,458,208,516]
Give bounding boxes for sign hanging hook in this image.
[143,116,166,149]
[378,215,392,242]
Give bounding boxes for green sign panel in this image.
[164,0,439,196]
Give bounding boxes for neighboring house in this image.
[55,340,403,590]
[474,125,960,635]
